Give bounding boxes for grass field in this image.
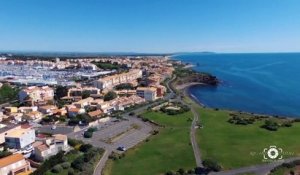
[195,105,300,170]
[106,111,196,175]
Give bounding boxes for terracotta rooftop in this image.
[88,110,103,117]
[36,144,49,152]
[0,153,25,168]
[53,134,67,141]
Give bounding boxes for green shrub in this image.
[32,151,65,175]
[68,168,75,175]
[68,138,84,147]
[87,127,97,132]
[84,131,93,138]
[104,91,117,101]
[80,144,93,152]
[71,156,85,171]
[261,120,279,131]
[61,162,70,169]
[202,159,222,172]
[51,164,63,173]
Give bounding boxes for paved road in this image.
[91,77,177,174]
[167,75,300,174]
[93,150,112,175]
[210,157,300,175]
[189,106,202,167]
[167,75,203,167]
[68,116,154,175]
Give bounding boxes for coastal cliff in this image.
[174,65,219,87]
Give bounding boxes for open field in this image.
[195,105,300,170]
[105,111,196,175]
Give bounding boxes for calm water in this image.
[173,53,300,117]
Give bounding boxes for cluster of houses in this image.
[0,56,174,175]
[0,123,69,175]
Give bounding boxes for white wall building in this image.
[0,154,31,175]
[5,128,35,149]
[93,69,142,89]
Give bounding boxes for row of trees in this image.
[91,61,128,71]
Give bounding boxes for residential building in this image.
[34,134,69,161]
[18,86,54,106]
[4,107,18,114]
[93,69,142,89]
[96,95,145,114]
[38,105,58,115]
[88,110,103,118]
[0,124,20,144]
[0,153,31,175]
[67,107,85,117]
[136,87,157,101]
[5,127,35,149]
[73,97,93,108]
[67,87,100,97]
[23,111,43,122]
[151,85,166,98]
[18,106,38,114]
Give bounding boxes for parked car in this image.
[117,146,126,151]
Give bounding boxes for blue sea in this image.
[173,53,300,117]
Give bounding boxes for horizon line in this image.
[1,49,300,55]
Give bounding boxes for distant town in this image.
[0,53,297,175]
[0,54,177,175]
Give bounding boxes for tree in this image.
[104,91,117,101]
[51,164,63,173]
[177,168,185,175]
[55,86,68,99]
[262,120,279,131]
[82,91,91,99]
[0,84,18,103]
[202,159,221,172]
[71,156,85,171]
[32,151,65,175]
[61,162,71,169]
[68,168,75,175]
[115,83,134,90]
[83,131,93,138]
[0,150,12,158]
[80,144,93,152]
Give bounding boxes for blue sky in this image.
[0,0,300,53]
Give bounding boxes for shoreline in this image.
[176,82,204,90]
[182,83,297,120]
[170,55,299,119]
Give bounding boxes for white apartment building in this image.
[93,69,142,89]
[136,87,157,101]
[67,87,100,97]
[5,128,35,149]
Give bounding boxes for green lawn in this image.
[107,111,196,175]
[195,106,300,170]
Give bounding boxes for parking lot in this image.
[68,117,153,152]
